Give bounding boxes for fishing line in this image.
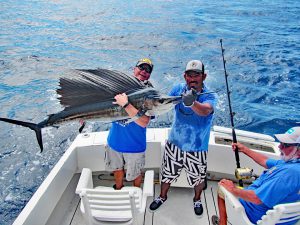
[220,39,243,187]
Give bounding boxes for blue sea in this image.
[0,0,299,224]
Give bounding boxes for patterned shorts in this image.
[161,141,207,187]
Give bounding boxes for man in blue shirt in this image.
[149,60,217,216]
[212,127,300,225]
[105,58,154,190]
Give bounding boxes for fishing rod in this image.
[220,39,243,187]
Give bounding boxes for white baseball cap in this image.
[274,127,300,144]
[185,60,204,73]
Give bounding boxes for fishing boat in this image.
[11,125,299,225]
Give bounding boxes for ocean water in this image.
[0,0,299,224]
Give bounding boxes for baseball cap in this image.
[185,60,204,73]
[136,58,154,69]
[274,127,300,144]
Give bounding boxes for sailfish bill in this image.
[0,69,181,152]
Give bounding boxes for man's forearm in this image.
[124,104,150,127]
[191,102,213,116]
[242,148,268,168]
[231,187,262,204]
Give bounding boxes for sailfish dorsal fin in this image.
[57,69,147,107]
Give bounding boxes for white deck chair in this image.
[219,185,300,225]
[76,168,154,225]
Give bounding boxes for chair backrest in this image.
[79,187,142,225]
[257,201,300,225]
[76,168,154,225]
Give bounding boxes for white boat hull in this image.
[12,126,280,225]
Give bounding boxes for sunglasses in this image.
[186,71,203,78]
[280,142,299,148]
[137,64,152,73]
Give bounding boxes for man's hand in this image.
[113,93,128,107]
[182,89,197,107]
[219,179,236,193]
[232,142,249,154]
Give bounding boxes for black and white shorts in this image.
[161,141,207,187]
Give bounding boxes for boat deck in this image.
[147,182,220,225]
[48,171,221,225]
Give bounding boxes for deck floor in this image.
[66,172,220,225]
[147,182,220,225]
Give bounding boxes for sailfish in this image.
[0,69,181,152]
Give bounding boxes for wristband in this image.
[136,109,146,118]
[122,102,130,109]
[183,101,195,108]
[132,109,146,120]
[188,101,195,107]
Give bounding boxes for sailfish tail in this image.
[0,117,44,152]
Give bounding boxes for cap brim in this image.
[185,69,203,73]
[274,134,297,144]
[136,62,153,68]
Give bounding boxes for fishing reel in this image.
[235,167,258,180]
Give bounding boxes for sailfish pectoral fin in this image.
[0,117,44,152]
[78,120,86,133]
